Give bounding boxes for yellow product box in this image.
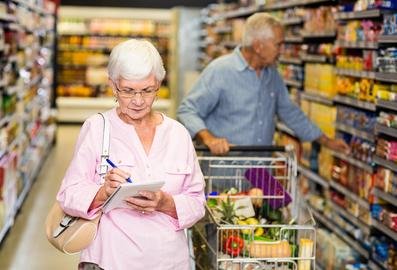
[318,147,334,180]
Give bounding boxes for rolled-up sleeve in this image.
[56,116,102,219]
[275,73,323,142]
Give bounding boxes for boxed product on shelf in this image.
[0,152,18,226]
[336,76,376,102]
[337,105,377,132]
[377,48,397,73]
[378,111,397,128]
[303,6,337,34]
[375,167,397,195]
[336,50,377,71]
[376,83,397,101]
[311,103,337,139]
[304,63,337,98]
[371,235,397,269]
[318,146,334,180]
[383,13,397,35]
[337,19,382,43]
[377,138,397,162]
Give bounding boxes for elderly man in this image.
[178,12,349,155]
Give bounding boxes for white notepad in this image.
[102,180,165,213]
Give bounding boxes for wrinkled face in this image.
[254,26,284,66]
[112,74,159,120]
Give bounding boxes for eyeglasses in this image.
[113,83,158,99]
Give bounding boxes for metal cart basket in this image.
[191,146,316,270]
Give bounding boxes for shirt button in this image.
[258,139,262,142]
[259,121,263,125]
[270,92,275,97]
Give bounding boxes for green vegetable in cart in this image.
[225,235,244,256]
[258,204,282,222]
[207,198,217,208]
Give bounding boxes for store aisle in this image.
[0,125,82,270]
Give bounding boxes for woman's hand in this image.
[89,168,131,210]
[125,190,178,218]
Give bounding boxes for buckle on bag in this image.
[52,215,78,238]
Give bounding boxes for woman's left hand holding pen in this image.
[89,167,131,210]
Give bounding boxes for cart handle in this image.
[194,145,291,152]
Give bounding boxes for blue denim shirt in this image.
[177,46,323,145]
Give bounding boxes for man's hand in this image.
[196,129,230,155]
[317,134,350,154]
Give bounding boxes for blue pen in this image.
[106,158,133,183]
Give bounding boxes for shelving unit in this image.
[198,1,397,267]
[0,0,57,244]
[56,7,173,122]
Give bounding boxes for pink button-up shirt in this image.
[57,109,206,270]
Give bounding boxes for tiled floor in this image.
[0,125,82,270]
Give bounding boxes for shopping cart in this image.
[190,145,316,270]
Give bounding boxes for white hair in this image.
[108,39,166,82]
[242,13,283,47]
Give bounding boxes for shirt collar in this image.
[233,45,249,72]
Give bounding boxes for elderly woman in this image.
[56,39,206,270]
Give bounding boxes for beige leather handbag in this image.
[45,113,110,254]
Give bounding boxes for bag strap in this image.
[52,114,109,238]
[98,112,110,183]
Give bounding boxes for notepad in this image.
[102,180,165,213]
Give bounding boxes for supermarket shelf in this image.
[213,26,232,34]
[375,123,397,138]
[328,179,370,209]
[0,217,13,244]
[378,35,397,44]
[377,99,397,111]
[334,9,382,20]
[284,36,303,43]
[333,95,376,111]
[282,17,303,25]
[368,260,386,270]
[265,0,335,10]
[278,56,302,65]
[301,91,333,105]
[375,72,397,83]
[335,68,376,79]
[298,165,330,188]
[311,208,370,259]
[335,40,378,49]
[220,41,238,48]
[329,149,374,173]
[284,79,302,88]
[59,32,169,39]
[373,187,397,208]
[0,12,17,22]
[315,262,324,270]
[335,122,375,142]
[300,54,329,63]
[56,97,172,123]
[276,122,296,137]
[218,5,262,20]
[58,45,112,52]
[372,219,397,242]
[330,201,371,235]
[373,155,397,173]
[301,31,336,38]
[16,176,33,210]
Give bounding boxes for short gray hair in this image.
[108,39,166,82]
[242,13,282,47]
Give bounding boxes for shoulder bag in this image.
[45,113,110,254]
